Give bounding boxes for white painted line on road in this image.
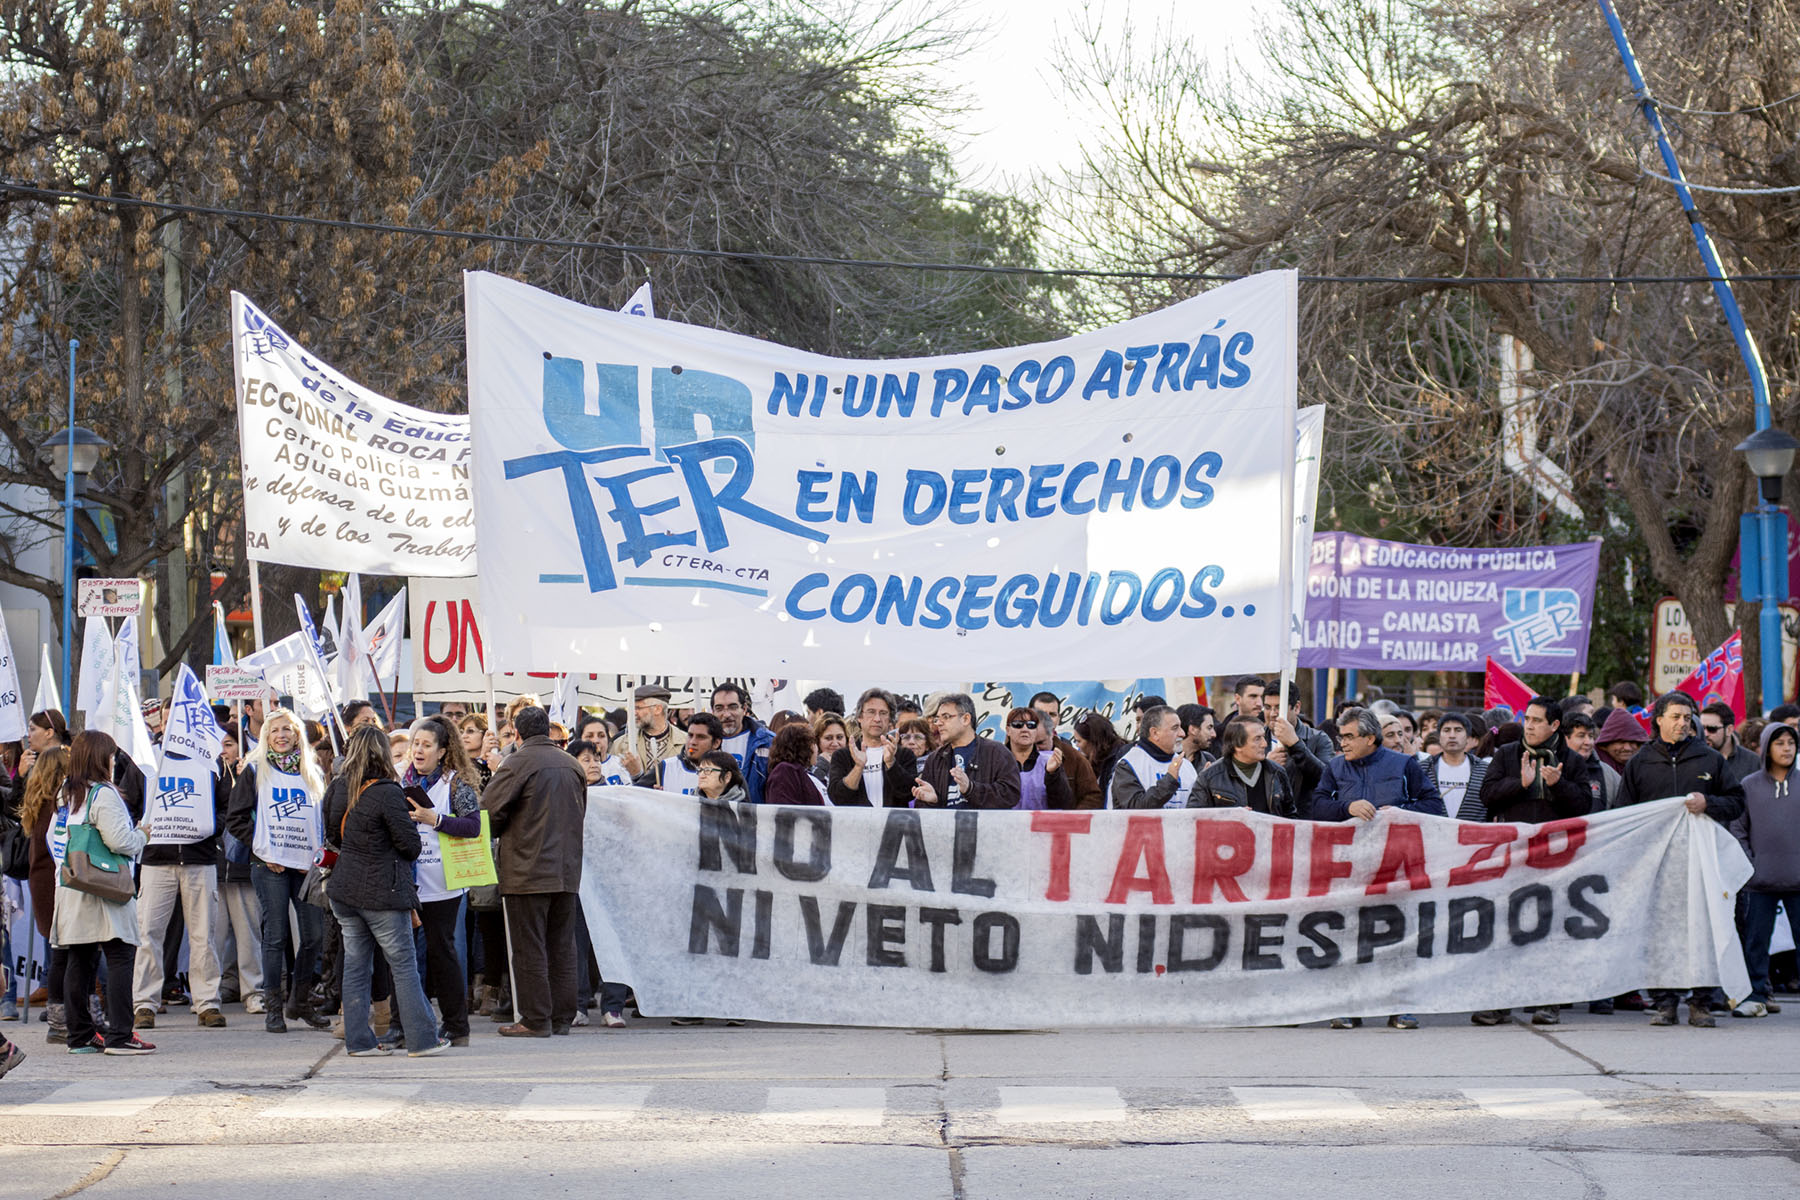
[509,1085,652,1122]
[759,1087,888,1126]
[1231,1087,1376,1122]
[1461,1088,1623,1120]
[3,1081,178,1118]
[995,1086,1128,1124]
[260,1083,422,1119]
[1695,1091,1800,1124]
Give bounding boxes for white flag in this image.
[363,588,406,685]
[337,574,366,701]
[621,281,654,319]
[95,629,156,777]
[0,607,24,741]
[75,616,115,717]
[33,640,60,716]
[547,672,580,728]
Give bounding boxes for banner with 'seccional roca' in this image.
[466,270,1298,679]
[578,796,1751,1028]
[231,293,476,575]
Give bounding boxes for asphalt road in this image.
[2,1001,1797,1199]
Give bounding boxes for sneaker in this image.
[0,1042,25,1078]
[68,1036,104,1055]
[1686,1004,1716,1028]
[571,1009,591,1027]
[104,1035,157,1056]
[1470,1010,1508,1026]
[1531,1007,1561,1026]
[1327,1017,1360,1029]
[1615,992,1649,1011]
[1649,1003,1679,1026]
[1765,1000,1783,1014]
[670,1017,704,1026]
[198,1009,227,1028]
[162,987,190,1007]
[134,1008,156,1030]
[1732,1000,1769,1019]
[408,1037,452,1058]
[1587,999,1615,1015]
[347,1044,391,1057]
[243,993,267,1015]
[1387,1014,1419,1030]
[449,1036,470,1047]
[602,1010,627,1029]
[0,999,19,1022]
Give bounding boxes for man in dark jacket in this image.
[1701,701,1760,784]
[828,687,919,807]
[1470,696,1592,1027]
[1310,708,1445,821]
[1031,692,1103,809]
[1616,690,1747,1027]
[1192,716,1304,817]
[481,706,588,1037]
[911,693,1020,809]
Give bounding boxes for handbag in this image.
[301,783,359,910]
[59,785,136,904]
[1,817,30,881]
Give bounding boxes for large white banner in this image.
[0,605,23,741]
[579,796,1751,1028]
[466,270,1297,679]
[231,293,476,575]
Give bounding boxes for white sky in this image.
[923,0,1272,187]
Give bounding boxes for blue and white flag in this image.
[212,601,235,667]
[161,663,223,765]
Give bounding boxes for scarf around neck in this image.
[267,746,304,776]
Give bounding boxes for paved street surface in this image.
[2,1004,1798,1199]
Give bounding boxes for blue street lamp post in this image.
[1738,430,1799,711]
[42,340,106,723]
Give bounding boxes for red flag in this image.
[1677,630,1745,722]
[1483,656,1535,717]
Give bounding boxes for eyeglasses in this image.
[696,766,725,776]
[1008,720,1038,729]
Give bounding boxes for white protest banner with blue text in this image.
[579,796,1750,1028]
[466,271,1297,679]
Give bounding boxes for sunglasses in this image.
[1008,720,1039,729]
[1701,724,1724,734]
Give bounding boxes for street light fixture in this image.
[43,425,107,486]
[1736,427,1799,502]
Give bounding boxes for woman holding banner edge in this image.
[401,716,482,1046]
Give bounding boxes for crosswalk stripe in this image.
[759,1087,888,1126]
[508,1085,652,1122]
[1461,1088,1623,1120]
[2,1081,178,1118]
[995,1086,1127,1124]
[1231,1087,1375,1121]
[260,1083,422,1119]
[1695,1091,1800,1124]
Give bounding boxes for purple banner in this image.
[1297,533,1601,672]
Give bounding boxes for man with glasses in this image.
[828,687,918,806]
[911,693,1020,809]
[1029,692,1102,808]
[619,684,685,779]
[1615,691,1746,1027]
[1700,701,1759,783]
[711,683,773,804]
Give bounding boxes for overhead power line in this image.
[6,179,1800,286]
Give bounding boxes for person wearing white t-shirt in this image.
[1424,712,1488,822]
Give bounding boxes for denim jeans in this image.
[331,899,437,1053]
[1743,892,1800,1002]
[251,864,323,1005]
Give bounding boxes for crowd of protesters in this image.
[0,670,1795,1075]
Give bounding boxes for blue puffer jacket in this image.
[1310,746,1446,821]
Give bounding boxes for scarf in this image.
[267,746,304,776]
[1136,737,1174,764]
[402,763,444,791]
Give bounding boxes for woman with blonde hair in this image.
[20,746,73,1044]
[54,731,152,1054]
[224,707,330,1034]
[323,725,449,1057]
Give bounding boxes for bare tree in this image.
[1053,0,1800,691]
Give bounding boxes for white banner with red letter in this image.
[579,795,1751,1028]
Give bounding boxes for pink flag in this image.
[1483,656,1535,718]
[1677,630,1745,722]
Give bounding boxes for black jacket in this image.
[1193,756,1299,818]
[1616,734,1746,824]
[323,777,422,911]
[826,743,920,807]
[918,735,1020,809]
[1480,737,1592,825]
